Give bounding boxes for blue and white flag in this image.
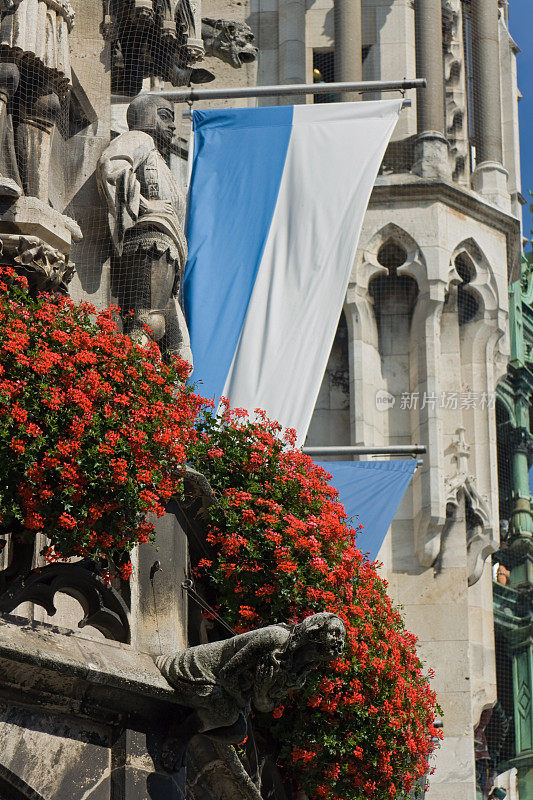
[184,100,401,443]
[316,460,417,561]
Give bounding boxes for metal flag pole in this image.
[302,445,427,457]
[111,77,426,104]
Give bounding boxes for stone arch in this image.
[451,237,509,385]
[360,222,427,291]
[495,387,516,427]
[0,766,45,800]
[450,238,499,316]
[365,225,421,376]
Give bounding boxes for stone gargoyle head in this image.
[201,18,258,68]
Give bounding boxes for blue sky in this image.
[510,0,532,244]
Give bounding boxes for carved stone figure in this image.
[97,94,192,362]
[156,613,346,772]
[108,0,204,95]
[201,19,258,69]
[0,0,74,200]
[107,0,257,94]
[2,234,75,295]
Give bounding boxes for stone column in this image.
[412,0,450,179]
[334,0,362,101]
[470,0,509,208]
[278,0,306,103]
[130,508,189,655]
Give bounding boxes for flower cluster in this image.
[0,266,204,578]
[190,402,441,800]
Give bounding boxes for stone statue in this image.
[156,613,346,772]
[107,0,257,94]
[0,0,74,200]
[96,94,192,362]
[109,0,204,95]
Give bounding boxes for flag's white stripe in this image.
[222,100,401,444]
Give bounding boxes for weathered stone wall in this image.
[0,615,189,800]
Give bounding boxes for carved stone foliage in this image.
[1,234,75,295]
[156,613,345,773]
[0,534,130,642]
[0,197,81,296]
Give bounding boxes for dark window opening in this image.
[377,241,408,270]
[313,50,335,103]
[455,253,479,325]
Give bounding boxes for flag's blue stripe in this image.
[184,106,294,400]
[316,460,416,561]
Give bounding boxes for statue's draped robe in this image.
[97,129,191,360]
[97,129,187,266]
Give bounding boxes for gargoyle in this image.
[156,612,346,772]
[201,18,258,69]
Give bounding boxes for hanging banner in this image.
[316,460,417,561]
[184,100,401,444]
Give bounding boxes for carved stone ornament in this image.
[97,94,192,363]
[108,0,204,94]
[1,234,75,294]
[107,0,258,93]
[0,0,75,201]
[442,0,469,183]
[0,535,130,642]
[445,427,497,586]
[201,19,258,69]
[156,613,346,773]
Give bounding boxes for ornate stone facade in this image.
[0,1,525,799]
[278,1,523,798]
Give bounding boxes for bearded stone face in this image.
[126,96,176,159]
[154,101,176,158]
